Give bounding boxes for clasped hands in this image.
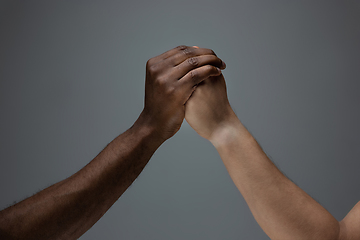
[135,45,239,145]
[0,45,350,240]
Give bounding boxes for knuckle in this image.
[182,47,194,56]
[146,58,155,68]
[155,76,167,86]
[148,63,160,75]
[206,65,214,72]
[206,65,218,75]
[176,45,188,50]
[165,85,176,95]
[190,70,198,81]
[187,57,199,66]
[146,60,155,71]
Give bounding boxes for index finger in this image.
[151,45,194,64]
[165,47,218,67]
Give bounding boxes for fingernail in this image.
[217,67,222,74]
[221,61,226,69]
[193,46,199,48]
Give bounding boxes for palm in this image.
[185,75,233,140]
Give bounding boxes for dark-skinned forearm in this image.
[0,45,226,240]
[0,113,163,240]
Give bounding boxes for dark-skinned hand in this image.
[135,45,226,142]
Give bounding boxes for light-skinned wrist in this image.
[209,114,254,150]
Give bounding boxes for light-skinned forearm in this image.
[0,113,163,240]
[211,115,340,240]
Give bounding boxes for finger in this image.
[146,45,194,71]
[179,65,222,89]
[171,55,226,80]
[145,45,190,67]
[165,46,218,67]
[153,45,193,63]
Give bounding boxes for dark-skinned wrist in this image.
[131,111,169,148]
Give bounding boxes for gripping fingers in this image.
[155,45,189,61]
[147,45,193,66]
[180,65,221,88]
[172,55,226,80]
[167,46,217,66]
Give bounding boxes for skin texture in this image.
[185,74,360,240]
[0,45,225,240]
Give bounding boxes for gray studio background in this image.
[1,1,360,239]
